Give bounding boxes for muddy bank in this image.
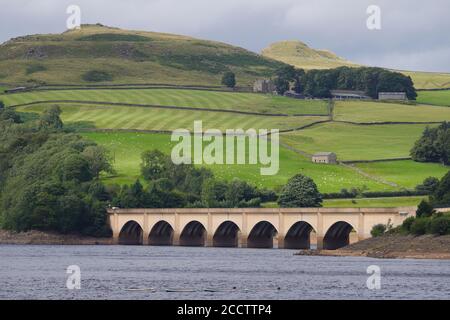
[0,230,113,245]
[296,234,450,259]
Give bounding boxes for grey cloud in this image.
[0,0,449,72]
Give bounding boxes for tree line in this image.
[273,65,417,100]
[110,150,323,209]
[0,105,114,236]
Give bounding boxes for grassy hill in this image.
[261,40,358,70]
[0,24,286,87]
[262,40,450,90]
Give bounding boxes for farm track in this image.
[339,162,399,188]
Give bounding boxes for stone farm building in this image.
[378,92,407,101]
[253,79,275,93]
[330,90,370,100]
[312,152,337,164]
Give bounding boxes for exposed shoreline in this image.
[296,234,450,260]
[1,230,449,260]
[0,230,113,245]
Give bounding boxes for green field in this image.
[80,131,392,193]
[355,160,449,189]
[323,196,427,208]
[6,87,449,197]
[417,90,450,106]
[281,122,430,161]
[334,101,450,123]
[15,103,327,132]
[3,88,329,115]
[402,71,450,90]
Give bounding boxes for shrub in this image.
[416,200,435,218]
[431,170,450,207]
[371,224,386,237]
[401,216,416,233]
[410,218,429,236]
[221,71,236,88]
[82,70,113,82]
[427,216,450,235]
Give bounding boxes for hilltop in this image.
[261,40,358,70]
[2,24,449,89]
[262,40,450,90]
[0,24,286,87]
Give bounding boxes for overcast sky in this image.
[1,0,449,72]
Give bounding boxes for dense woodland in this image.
[274,66,417,100]
[0,106,113,236]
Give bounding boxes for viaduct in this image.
[107,207,416,250]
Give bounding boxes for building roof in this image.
[312,152,336,156]
[330,90,366,95]
[379,92,406,94]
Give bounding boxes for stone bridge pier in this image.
[107,207,415,250]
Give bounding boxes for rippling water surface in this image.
[0,245,449,299]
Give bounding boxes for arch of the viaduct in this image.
[108,207,415,250]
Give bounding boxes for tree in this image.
[431,171,450,207]
[273,65,298,95]
[0,108,22,123]
[274,77,289,95]
[59,154,92,182]
[416,177,440,194]
[39,105,63,130]
[416,200,435,218]
[141,149,169,181]
[221,71,236,88]
[278,174,322,208]
[201,179,228,207]
[82,145,115,179]
[0,100,4,109]
[411,123,450,165]
[428,216,450,235]
[275,65,297,80]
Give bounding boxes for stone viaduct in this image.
[107,207,416,250]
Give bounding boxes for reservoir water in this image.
[0,245,449,299]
